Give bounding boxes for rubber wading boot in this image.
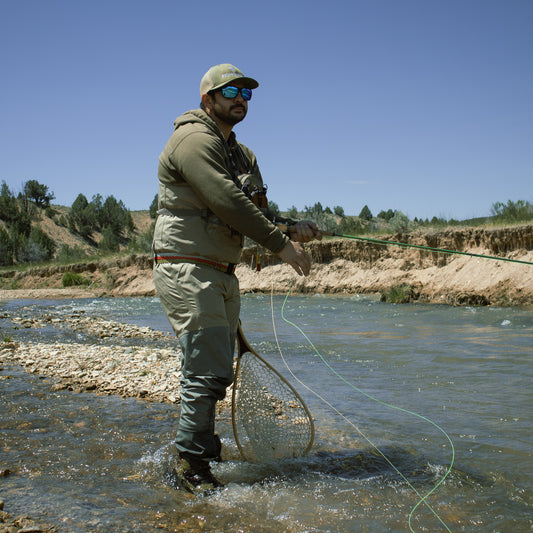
[176,454,224,495]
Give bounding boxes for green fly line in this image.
[269,286,455,533]
[323,231,533,266]
[262,227,529,530]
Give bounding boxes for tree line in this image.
[273,199,533,236]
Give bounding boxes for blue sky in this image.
[1,0,531,220]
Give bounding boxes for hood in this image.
[173,109,219,135]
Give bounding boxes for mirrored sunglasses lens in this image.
[221,86,239,98]
[241,88,252,101]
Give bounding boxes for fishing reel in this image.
[237,173,268,210]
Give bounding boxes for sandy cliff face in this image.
[241,225,533,265]
[1,225,531,306]
[238,225,533,306]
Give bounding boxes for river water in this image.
[1,294,532,532]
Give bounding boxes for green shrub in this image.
[57,244,88,262]
[17,240,48,264]
[389,211,411,233]
[491,199,533,223]
[380,284,418,304]
[29,225,56,259]
[45,206,57,218]
[149,193,159,219]
[127,222,155,254]
[339,217,364,235]
[99,225,120,253]
[0,226,13,266]
[62,271,91,287]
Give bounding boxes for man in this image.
[153,63,321,493]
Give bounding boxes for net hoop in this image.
[231,324,315,462]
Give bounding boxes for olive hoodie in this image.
[153,109,289,265]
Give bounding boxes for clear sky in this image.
[1,0,531,220]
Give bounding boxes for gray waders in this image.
[153,262,240,460]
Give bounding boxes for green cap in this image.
[200,63,259,96]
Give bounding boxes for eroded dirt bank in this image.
[1,225,532,306]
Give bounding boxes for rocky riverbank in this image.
[0,311,185,403]
[1,305,247,414]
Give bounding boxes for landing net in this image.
[231,330,314,463]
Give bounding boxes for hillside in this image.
[43,205,153,251]
[0,203,153,257]
[1,224,532,307]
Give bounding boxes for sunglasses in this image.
[218,86,253,101]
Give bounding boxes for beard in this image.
[212,101,247,127]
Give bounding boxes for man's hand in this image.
[277,241,312,276]
[289,220,322,243]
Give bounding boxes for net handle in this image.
[231,323,315,461]
[231,329,248,461]
[236,322,254,357]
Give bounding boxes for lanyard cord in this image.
[270,283,455,533]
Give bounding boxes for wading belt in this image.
[154,253,236,274]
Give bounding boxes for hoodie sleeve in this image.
[168,129,289,254]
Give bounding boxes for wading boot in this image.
[176,454,223,495]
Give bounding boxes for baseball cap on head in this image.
[200,63,259,96]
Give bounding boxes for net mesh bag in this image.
[232,348,314,463]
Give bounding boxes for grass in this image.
[62,272,92,287]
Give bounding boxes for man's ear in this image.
[201,93,212,112]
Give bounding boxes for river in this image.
[1,294,532,532]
